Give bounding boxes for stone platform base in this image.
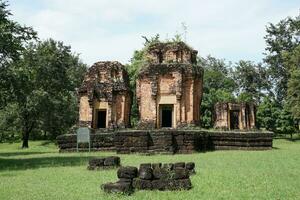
[57,129,273,153]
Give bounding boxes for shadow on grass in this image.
[40,140,55,145]
[274,133,300,142]
[275,137,300,142]
[0,152,49,157]
[0,155,97,171]
[284,137,300,142]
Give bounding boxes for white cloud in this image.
[9,0,299,65]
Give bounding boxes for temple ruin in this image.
[136,42,204,129]
[214,102,256,130]
[58,42,274,154]
[78,61,132,129]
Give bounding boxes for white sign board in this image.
[76,127,90,152]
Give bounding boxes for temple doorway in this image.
[230,110,239,129]
[97,110,107,128]
[160,104,173,128]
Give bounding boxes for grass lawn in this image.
[0,138,300,200]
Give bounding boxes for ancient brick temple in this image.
[214,102,256,130]
[136,42,204,129]
[78,61,132,129]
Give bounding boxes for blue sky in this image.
[10,0,299,65]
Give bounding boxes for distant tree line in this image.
[0,0,299,147]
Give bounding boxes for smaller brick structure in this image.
[78,61,132,129]
[214,102,256,130]
[87,156,120,170]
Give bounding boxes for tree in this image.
[200,56,236,128]
[283,45,300,123]
[256,96,281,131]
[0,103,19,142]
[0,1,36,63]
[0,1,36,108]
[34,40,87,139]
[233,60,270,103]
[6,39,87,148]
[277,104,296,138]
[264,14,300,102]
[125,50,147,125]
[287,69,300,122]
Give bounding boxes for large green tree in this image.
[256,96,280,131]
[0,1,36,108]
[5,39,87,147]
[277,104,296,137]
[264,14,300,102]
[283,45,300,125]
[200,56,236,128]
[0,1,36,63]
[287,69,300,121]
[233,60,270,103]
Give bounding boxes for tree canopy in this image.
[0,1,88,147]
[2,39,87,147]
[264,14,300,102]
[0,0,36,108]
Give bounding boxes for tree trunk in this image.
[22,130,30,148]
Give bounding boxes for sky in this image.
[9,0,300,66]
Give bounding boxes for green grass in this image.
[0,138,300,200]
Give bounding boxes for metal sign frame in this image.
[76,127,91,152]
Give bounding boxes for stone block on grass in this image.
[162,163,174,171]
[153,168,171,180]
[88,156,120,170]
[173,168,189,180]
[102,182,133,194]
[140,163,152,169]
[138,167,153,180]
[104,156,120,166]
[132,178,152,190]
[166,179,192,190]
[174,162,185,169]
[151,163,162,169]
[186,162,196,174]
[117,166,138,179]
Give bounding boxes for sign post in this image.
[76,127,91,152]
